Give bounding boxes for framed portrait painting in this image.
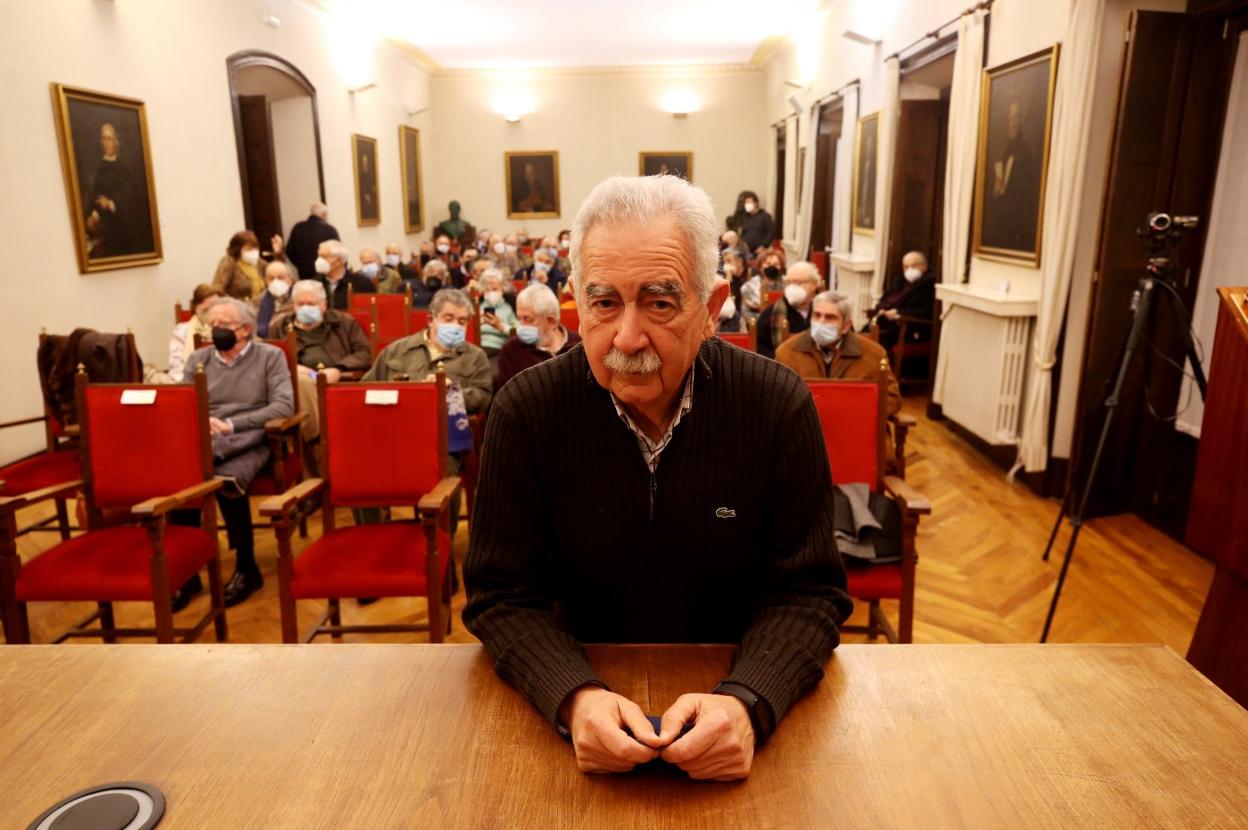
[399,125,424,234]
[505,151,560,219]
[51,83,162,273]
[852,112,879,235]
[353,133,380,226]
[972,45,1060,266]
[639,151,692,181]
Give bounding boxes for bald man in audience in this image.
[286,202,340,278]
[256,260,296,338]
[465,175,850,781]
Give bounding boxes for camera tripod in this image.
[1039,214,1207,643]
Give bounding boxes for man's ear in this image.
[703,279,731,339]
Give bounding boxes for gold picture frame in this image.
[851,111,879,236]
[51,83,163,273]
[504,151,560,219]
[972,44,1060,267]
[352,133,380,227]
[399,125,424,234]
[638,152,693,181]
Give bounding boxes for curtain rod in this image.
[884,0,993,63]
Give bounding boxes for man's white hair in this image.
[570,175,719,303]
[812,289,853,322]
[207,296,257,333]
[479,267,505,290]
[321,239,347,264]
[788,261,821,283]
[292,279,327,303]
[517,283,560,322]
[310,202,328,219]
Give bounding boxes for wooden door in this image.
[1071,10,1239,530]
[238,95,281,255]
[774,123,787,241]
[810,102,843,257]
[885,99,948,286]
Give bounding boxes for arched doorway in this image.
[226,51,326,254]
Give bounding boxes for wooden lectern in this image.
[1186,287,1248,707]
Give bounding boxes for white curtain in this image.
[932,9,986,405]
[831,86,859,289]
[871,58,902,302]
[795,99,820,265]
[1176,32,1248,439]
[1012,0,1106,475]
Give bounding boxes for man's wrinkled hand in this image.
[658,693,755,781]
[562,687,665,774]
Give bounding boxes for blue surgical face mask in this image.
[533,260,550,273]
[810,322,841,348]
[296,304,324,327]
[516,324,540,345]
[435,322,466,348]
[362,262,380,279]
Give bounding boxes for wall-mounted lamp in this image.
[842,29,882,46]
[660,89,701,118]
[348,82,378,95]
[261,13,282,29]
[504,114,522,124]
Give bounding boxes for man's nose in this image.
[612,302,651,354]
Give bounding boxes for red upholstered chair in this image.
[559,307,580,334]
[173,302,194,324]
[347,308,372,333]
[512,279,527,294]
[369,291,413,341]
[243,331,310,536]
[260,373,460,643]
[806,378,930,643]
[0,332,142,542]
[410,308,430,335]
[1,370,228,644]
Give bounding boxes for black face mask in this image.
[211,327,238,352]
[420,253,433,266]
[426,277,443,290]
[763,266,781,280]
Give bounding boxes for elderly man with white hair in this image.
[754,260,823,359]
[409,258,450,309]
[315,238,374,310]
[495,283,582,390]
[464,176,851,781]
[172,297,294,610]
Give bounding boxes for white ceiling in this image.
[325,0,817,70]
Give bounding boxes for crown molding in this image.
[432,62,764,80]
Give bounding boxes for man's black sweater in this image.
[464,337,852,729]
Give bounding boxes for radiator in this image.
[937,303,1033,445]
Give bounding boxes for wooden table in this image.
[2,644,1246,828]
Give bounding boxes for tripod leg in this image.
[1041,279,1156,642]
[1041,485,1072,563]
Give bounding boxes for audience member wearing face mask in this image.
[515,249,566,295]
[477,268,520,363]
[714,276,745,334]
[739,249,787,325]
[256,260,297,338]
[755,261,822,360]
[870,250,937,352]
[728,190,776,254]
[144,283,224,384]
[775,288,902,468]
[453,247,480,289]
[213,229,265,301]
[365,245,404,294]
[408,259,451,309]
[314,239,375,310]
[495,283,582,392]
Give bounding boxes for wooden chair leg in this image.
[98,602,117,644]
[329,598,342,641]
[145,521,175,643]
[275,522,298,644]
[867,599,881,640]
[12,603,32,644]
[424,521,445,644]
[208,558,228,642]
[55,499,71,542]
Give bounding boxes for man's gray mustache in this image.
[603,348,663,375]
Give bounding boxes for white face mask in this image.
[386,254,400,267]
[483,290,503,306]
[493,242,506,255]
[505,244,518,254]
[718,296,737,321]
[436,243,450,254]
[744,201,757,214]
[314,256,331,275]
[904,267,924,283]
[268,279,290,298]
[784,283,808,306]
[241,248,260,266]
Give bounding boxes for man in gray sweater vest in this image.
[172,297,293,610]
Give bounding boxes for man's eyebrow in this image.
[584,283,621,298]
[640,280,684,297]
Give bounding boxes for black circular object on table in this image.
[26,782,164,830]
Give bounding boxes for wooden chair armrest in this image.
[258,477,325,517]
[0,415,48,431]
[132,478,224,518]
[338,371,366,382]
[264,411,309,433]
[0,479,83,515]
[62,424,81,437]
[897,315,932,328]
[890,413,917,428]
[418,476,462,516]
[882,475,931,515]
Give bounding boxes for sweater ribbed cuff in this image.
[494,629,606,727]
[721,639,827,726]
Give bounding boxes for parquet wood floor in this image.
[6,396,1214,651]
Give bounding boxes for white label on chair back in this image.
[364,389,399,405]
[120,389,157,405]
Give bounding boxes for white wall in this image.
[271,96,320,240]
[0,0,431,465]
[425,66,768,240]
